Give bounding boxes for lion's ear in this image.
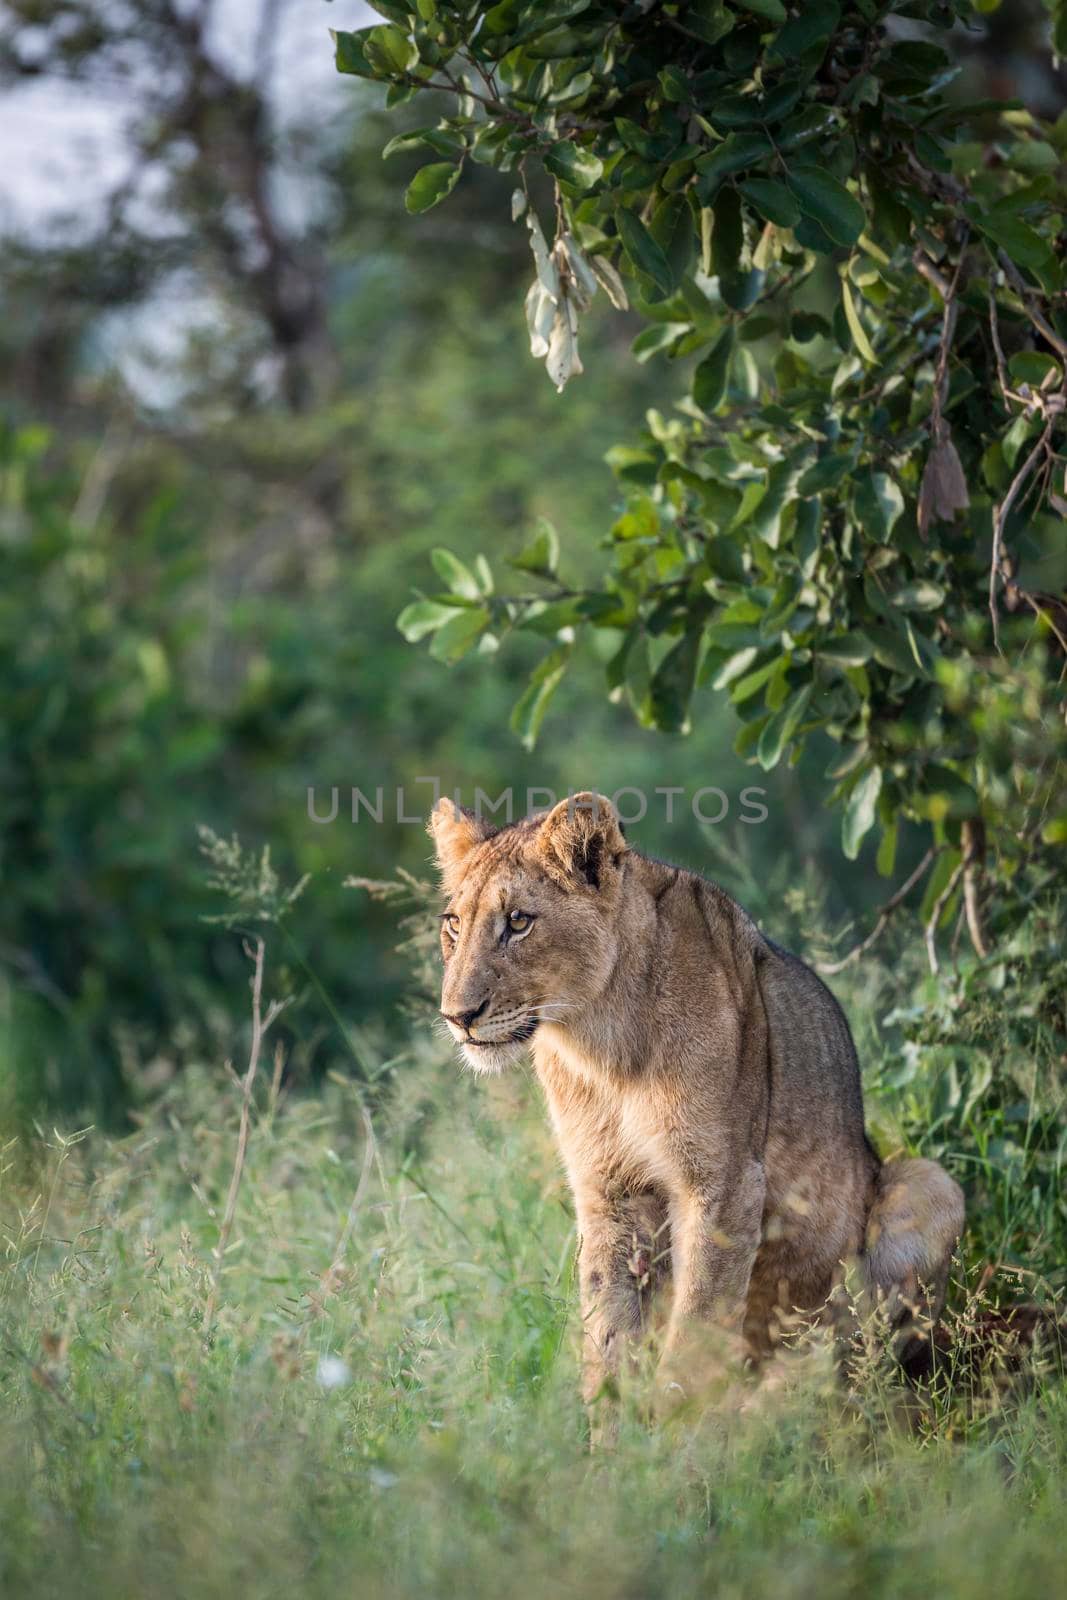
[536,792,626,890]
[428,799,497,893]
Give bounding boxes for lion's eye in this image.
[443,914,460,940]
[507,910,533,934]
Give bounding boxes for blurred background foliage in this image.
[0,0,776,1116]
[0,0,1063,1281]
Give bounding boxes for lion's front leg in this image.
[658,1158,766,1411]
[575,1190,666,1437]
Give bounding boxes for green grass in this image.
[1,1028,1065,1600]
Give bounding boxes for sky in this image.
[0,0,375,239]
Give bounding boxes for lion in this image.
[429,791,965,1416]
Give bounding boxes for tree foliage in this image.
[342,0,1067,957]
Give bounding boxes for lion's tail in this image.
[861,1156,965,1356]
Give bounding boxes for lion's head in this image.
[429,792,627,1073]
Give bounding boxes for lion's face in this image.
[429,794,627,1074]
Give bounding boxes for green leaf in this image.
[695,132,773,198]
[791,311,832,342]
[892,580,945,611]
[615,207,675,294]
[366,0,415,21]
[819,632,873,666]
[842,765,882,859]
[333,28,376,77]
[749,452,811,548]
[738,314,778,342]
[757,683,812,770]
[396,599,464,642]
[711,186,743,287]
[511,519,560,577]
[739,178,800,228]
[1008,350,1061,387]
[544,140,603,190]
[968,207,1058,287]
[650,629,702,732]
[510,644,572,749]
[430,547,481,598]
[405,162,461,214]
[363,22,419,76]
[770,0,839,57]
[840,277,876,363]
[659,65,691,102]
[614,117,668,159]
[730,478,769,533]
[704,621,763,650]
[734,0,786,22]
[631,323,690,361]
[383,127,465,160]
[1041,813,1067,844]
[867,624,923,676]
[786,166,866,248]
[428,606,490,663]
[693,326,736,413]
[914,765,979,821]
[876,818,898,878]
[518,597,586,636]
[686,1,735,45]
[729,654,783,703]
[853,470,904,539]
[797,454,854,495]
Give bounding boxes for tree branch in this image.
[925,859,966,976]
[202,937,287,1340]
[817,847,941,976]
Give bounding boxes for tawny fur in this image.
[429,792,965,1411]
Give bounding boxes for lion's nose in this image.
[440,998,489,1034]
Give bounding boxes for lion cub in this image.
[430,792,964,1414]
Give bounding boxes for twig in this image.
[989,421,1055,654]
[986,286,1067,650]
[817,847,941,976]
[914,239,968,538]
[912,247,952,303]
[925,859,966,976]
[1011,586,1067,658]
[202,937,287,1339]
[988,286,1012,400]
[267,1037,286,1118]
[961,817,991,961]
[997,250,1067,360]
[931,276,960,417]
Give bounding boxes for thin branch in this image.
[988,286,1011,399]
[817,847,941,976]
[925,860,966,976]
[1012,586,1067,657]
[267,1037,286,1118]
[997,250,1067,361]
[202,937,287,1340]
[989,420,1055,654]
[961,817,991,961]
[931,275,960,420]
[912,247,952,302]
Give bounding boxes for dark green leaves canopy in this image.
[338,0,1067,953]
